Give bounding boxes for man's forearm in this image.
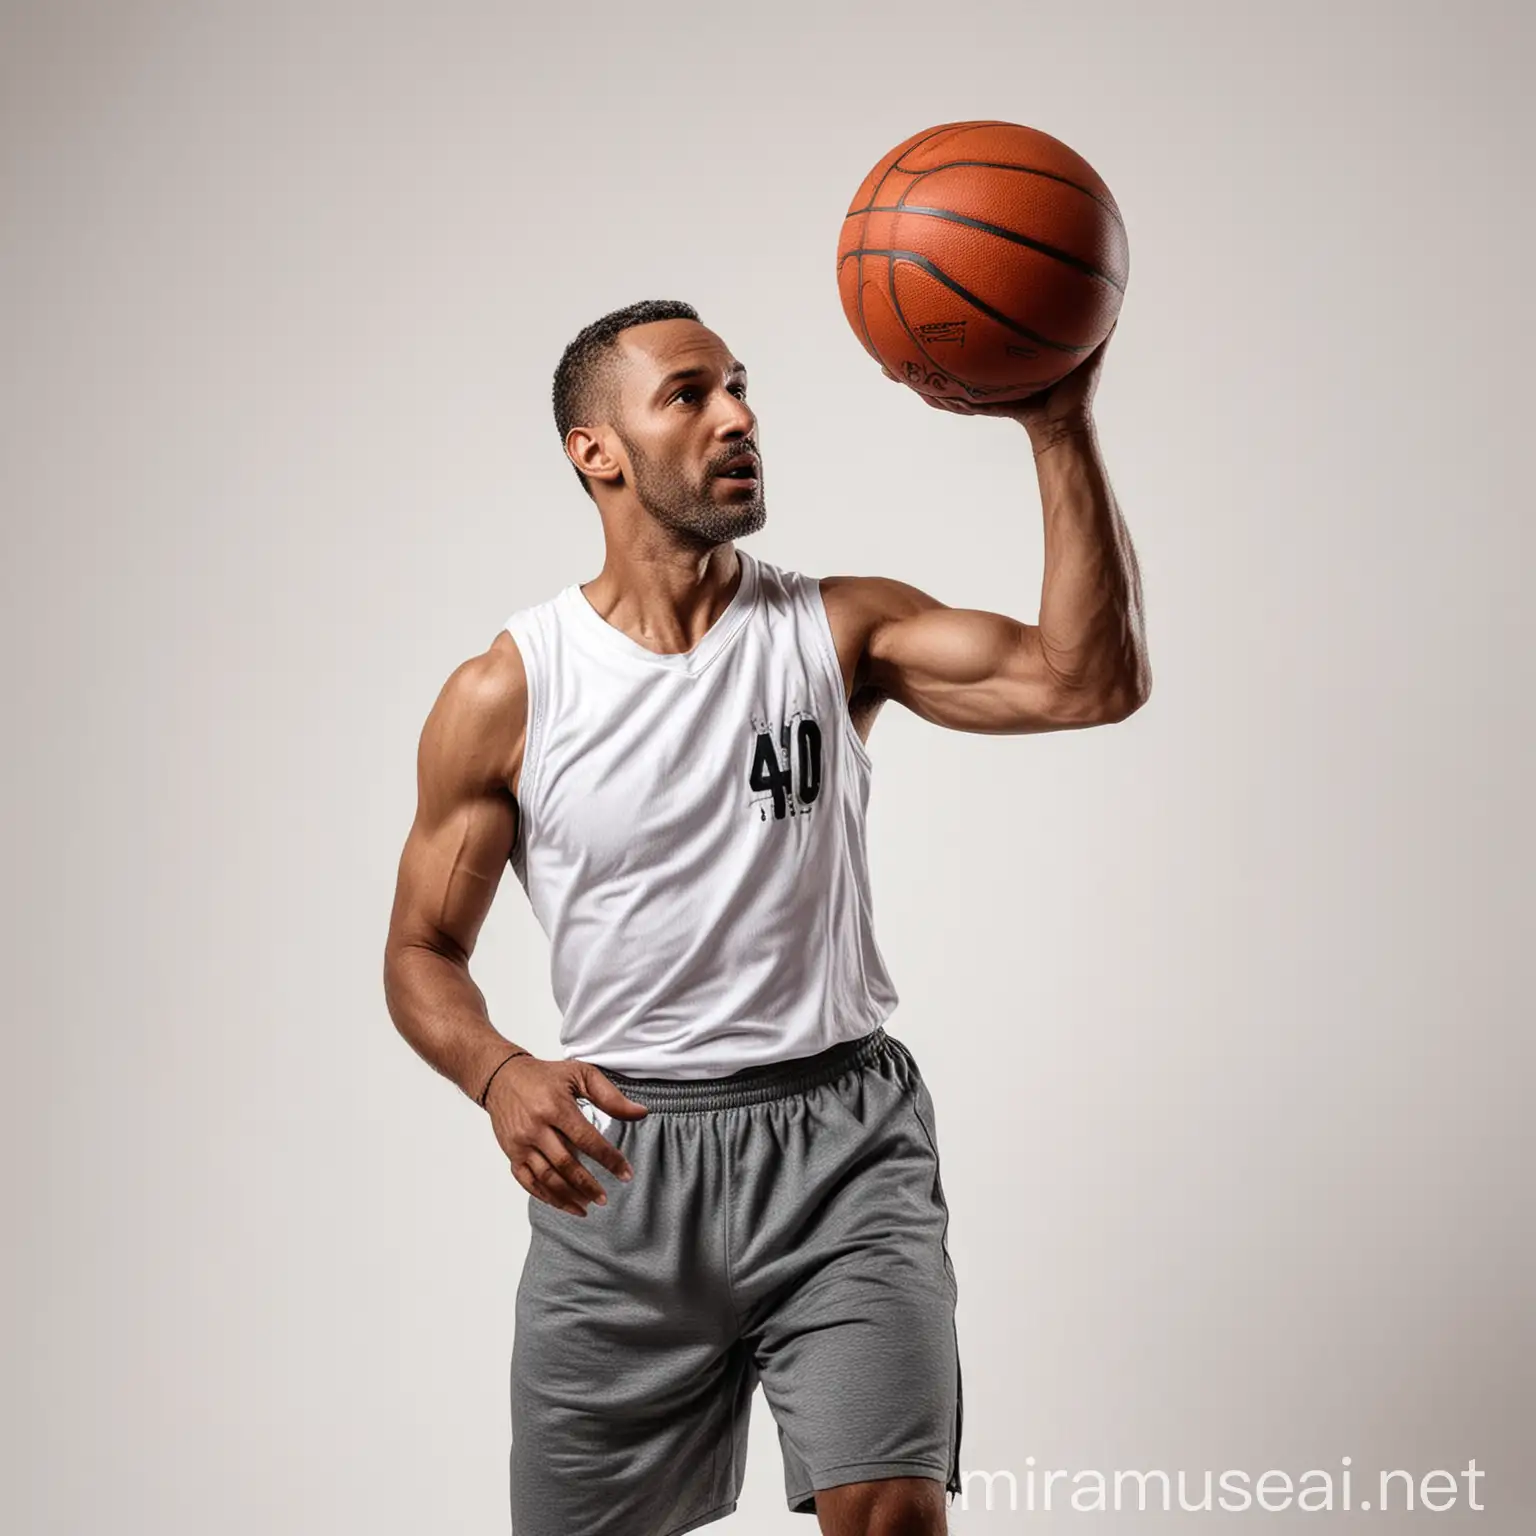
[1028,421,1149,714]
[384,943,527,1104]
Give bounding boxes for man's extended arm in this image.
[832,327,1149,734]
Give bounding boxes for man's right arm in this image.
[382,632,645,1215]
[383,634,530,1106]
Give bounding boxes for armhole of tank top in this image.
[503,611,544,858]
[801,571,874,774]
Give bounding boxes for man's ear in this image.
[566,425,623,488]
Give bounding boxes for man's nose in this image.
[716,394,755,436]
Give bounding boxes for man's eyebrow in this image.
[652,362,749,397]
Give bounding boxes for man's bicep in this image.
[387,652,524,961]
[389,791,517,962]
[857,579,1066,734]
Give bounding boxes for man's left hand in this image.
[881,320,1117,444]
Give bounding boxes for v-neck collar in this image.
[560,549,759,677]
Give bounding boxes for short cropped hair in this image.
[552,299,702,499]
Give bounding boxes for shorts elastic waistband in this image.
[602,1026,894,1112]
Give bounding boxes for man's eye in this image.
[671,384,746,405]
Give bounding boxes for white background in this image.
[2,1,1531,1530]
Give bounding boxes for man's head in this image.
[552,299,766,545]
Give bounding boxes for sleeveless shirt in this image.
[503,548,898,1078]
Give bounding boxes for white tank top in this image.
[503,548,898,1078]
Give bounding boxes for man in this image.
[383,298,1149,1535]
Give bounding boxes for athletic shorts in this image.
[508,1025,963,1535]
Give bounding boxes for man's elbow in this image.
[1061,671,1150,727]
[382,927,455,1014]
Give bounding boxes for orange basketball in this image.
[837,121,1128,404]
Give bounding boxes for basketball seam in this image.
[890,121,1018,174]
[838,246,1090,356]
[850,200,1125,292]
[884,157,1126,230]
[852,122,969,364]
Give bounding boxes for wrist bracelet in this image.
[477,1048,530,1107]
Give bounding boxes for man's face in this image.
[603,320,766,544]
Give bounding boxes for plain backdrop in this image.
[2,1,1531,1531]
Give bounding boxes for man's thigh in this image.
[510,1117,749,1536]
[752,1247,960,1513]
[734,1033,963,1514]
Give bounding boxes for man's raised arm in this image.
[834,324,1149,736]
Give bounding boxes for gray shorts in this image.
[508,1025,963,1535]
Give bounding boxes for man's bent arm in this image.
[388,922,521,1106]
[836,420,1149,736]
[384,641,529,1106]
[1031,419,1149,720]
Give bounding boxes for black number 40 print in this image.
[749,718,822,820]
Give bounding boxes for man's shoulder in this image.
[811,572,891,632]
[426,632,528,771]
[452,630,527,716]
[817,572,934,623]
[750,553,842,611]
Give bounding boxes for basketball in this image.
[837,121,1128,405]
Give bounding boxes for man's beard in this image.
[617,429,766,545]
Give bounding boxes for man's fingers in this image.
[516,1155,586,1216]
[512,1151,591,1218]
[577,1065,649,1122]
[569,1065,645,1180]
[535,1128,610,1206]
[553,1106,635,1183]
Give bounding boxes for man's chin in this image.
[640,492,766,545]
[723,502,767,540]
